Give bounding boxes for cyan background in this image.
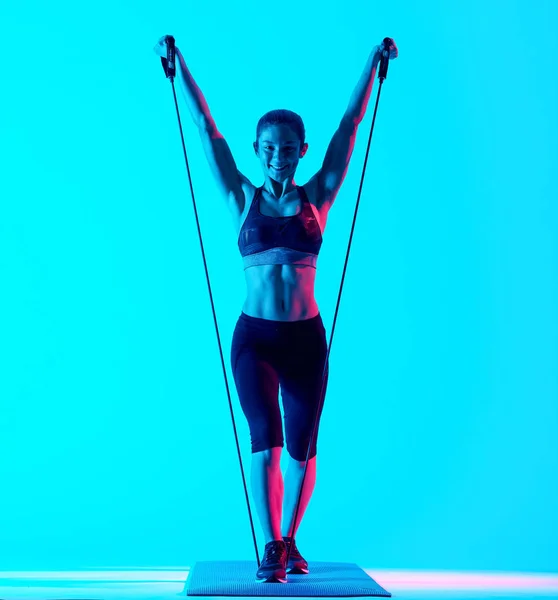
[1,0,557,573]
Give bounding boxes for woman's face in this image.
[254,124,308,182]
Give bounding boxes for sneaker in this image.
[283,536,309,574]
[256,540,287,583]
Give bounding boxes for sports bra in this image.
[238,185,323,270]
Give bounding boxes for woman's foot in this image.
[283,536,309,574]
[256,540,287,583]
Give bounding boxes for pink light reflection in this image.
[364,568,558,592]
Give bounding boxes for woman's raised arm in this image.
[154,36,214,128]
[154,36,247,216]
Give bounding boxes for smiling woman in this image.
[251,109,309,202]
[153,33,398,584]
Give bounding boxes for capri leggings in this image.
[230,311,329,461]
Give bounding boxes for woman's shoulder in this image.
[239,175,259,207]
[300,175,330,234]
[300,175,320,209]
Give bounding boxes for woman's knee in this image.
[249,420,283,457]
[287,453,316,469]
[252,446,283,467]
[286,438,317,463]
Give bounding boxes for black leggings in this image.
[230,312,329,461]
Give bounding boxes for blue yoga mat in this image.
[185,560,391,597]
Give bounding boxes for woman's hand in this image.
[153,35,177,58]
[373,38,398,61]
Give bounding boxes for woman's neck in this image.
[263,177,297,201]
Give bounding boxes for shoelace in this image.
[264,542,285,563]
[284,537,300,556]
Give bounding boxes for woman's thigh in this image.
[278,315,329,460]
[231,315,284,452]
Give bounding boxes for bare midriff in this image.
[236,182,326,322]
[242,263,319,322]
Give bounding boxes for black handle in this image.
[160,35,176,79]
[378,37,392,81]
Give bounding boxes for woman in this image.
[154,34,398,584]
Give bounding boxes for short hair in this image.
[255,109,306,148]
